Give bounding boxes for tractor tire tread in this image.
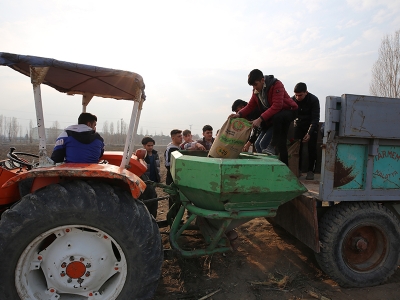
[0,180,162,300]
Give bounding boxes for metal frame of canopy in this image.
[0,52,145,171]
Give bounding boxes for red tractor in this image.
[0,53,163,299]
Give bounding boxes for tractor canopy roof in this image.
[0,52,145,101]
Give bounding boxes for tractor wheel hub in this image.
[65,260,87,279]
[25,226,125,296]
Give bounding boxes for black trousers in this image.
[294,123,318,172]
[166,167,173,185]
[270,110,297,166]
[165,167,174,207]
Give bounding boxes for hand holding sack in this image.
[208,118,252,158]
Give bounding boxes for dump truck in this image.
[0,52,399,300]
[271,94,400,287]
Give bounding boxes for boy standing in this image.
[197,125,215,150]
[180,129,206,150]
[142,136,161,183]
[140,136,160,218]
[164,129,183,185]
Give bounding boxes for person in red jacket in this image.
[230,69,298,166]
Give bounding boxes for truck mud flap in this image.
[267,194,319,253]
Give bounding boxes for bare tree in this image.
[110,122,115,144]
[6,117,20,142]
[0,115,3,141]
[102,121,109,144]
[122,120,127,135]
[48,121,60,141]
[102,121,109,135]
[19,126,23,143]
[29,120,33,143]
[370,29,400,98]
[120,119,125,135]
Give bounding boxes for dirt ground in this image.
[1,144,400,300]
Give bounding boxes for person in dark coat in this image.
[292,82,320,180]
[142,136,161,183]
[140,136,161,218]
[197,125,215,150]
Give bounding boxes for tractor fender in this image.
[1,163,146,199]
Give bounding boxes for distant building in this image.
[31,127,63,141]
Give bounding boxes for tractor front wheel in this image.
[0,180,163,299]
[316,201,400,287]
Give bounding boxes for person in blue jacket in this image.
[51,112,104,163]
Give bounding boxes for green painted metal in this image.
[163,151,307,257]
[171,151,307,212]
[168,192,277,257]
[168,204,232,257]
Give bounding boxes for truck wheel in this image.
[316,201,400,287]
[0,180,163,299]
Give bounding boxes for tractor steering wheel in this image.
[7,147,39,170]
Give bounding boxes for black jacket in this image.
[292,92,320,133]
[144,150,161,182]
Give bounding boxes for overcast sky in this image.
[1,0,399,137]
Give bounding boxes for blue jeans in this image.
[254,127,273,153]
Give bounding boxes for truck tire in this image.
[316,201,400,287]
[0,180,163,299]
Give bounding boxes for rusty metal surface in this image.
[269,194,320,253]
[334,159,356,188]
[1,163,145,199]
[342,225,387,272]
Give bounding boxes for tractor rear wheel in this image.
[316,201,400,287]
[0,180,163,299]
